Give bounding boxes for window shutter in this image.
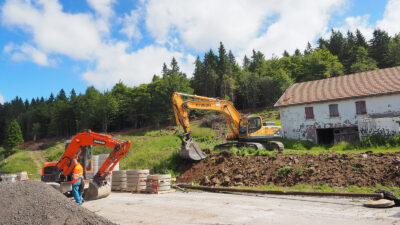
[305,107,314,119]
[355,101,366,115]
[329,104,339,117]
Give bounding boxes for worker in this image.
[71,159,83,205]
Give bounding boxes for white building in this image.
[274,66,400,144]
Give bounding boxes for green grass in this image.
[0,151,37,175]
[235,183,400,198]
[43,142,65,162]
[258,108,281,126]
[277,166,292,177]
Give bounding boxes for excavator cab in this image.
[239,116,263,139]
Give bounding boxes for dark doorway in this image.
[317,128,334,145]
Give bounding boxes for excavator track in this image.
[214,141,284,152]
[214,142,264,150]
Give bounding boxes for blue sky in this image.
[0,0,399,104]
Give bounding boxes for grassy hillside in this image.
[2,108,400,179]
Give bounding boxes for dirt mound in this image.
[177,151,400,187]
[0,181,115,225]
[199,114,226,129]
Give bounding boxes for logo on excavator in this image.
[195,103,211,107]
[93,139,106,145]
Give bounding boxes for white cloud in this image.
[82,44,195,89]
[2,0,102,60]
[247,0,345,58]
[9,43,50,66]
[145,0,345,57]
[325,15,374,41]
[119,8,143,40]
[1,0,190,89]
[0,94,4,104]
[377,0,400,36]
[87,0,115,19]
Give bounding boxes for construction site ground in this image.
[83,191,400,225]
[177,151,400,188]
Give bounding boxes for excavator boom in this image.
[43,130,131,200]
[172,92,284,160]
[172,92,242,160]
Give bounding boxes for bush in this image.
[329,141,352,151]
[295,167,303,176]
[360,134,387,147]
[276,138,315,150]
[278,166,292,177]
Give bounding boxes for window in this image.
[247,117,262,134]
[329,104,339,117]
[305,107,314,119]
[355,101,367,115]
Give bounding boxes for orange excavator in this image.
[41,130,131,200]
[172,92,284,161]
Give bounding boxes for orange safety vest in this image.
[72,163,83,184]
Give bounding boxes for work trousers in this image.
[72,181,82,205]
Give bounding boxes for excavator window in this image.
[247,117,262,134]
[239,119,248,135]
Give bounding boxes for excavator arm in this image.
[54,130,131,199]
[56,130,131,180]
[172,92,242,160]
[172,92,241,139]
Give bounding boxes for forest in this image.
[1,29,400,147]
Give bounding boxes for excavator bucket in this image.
[85,182,111,200]
[180,140,207,161]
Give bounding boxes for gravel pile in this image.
[0,181,115,225]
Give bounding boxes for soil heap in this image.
[177,151,400,187]
[0,181,115,225]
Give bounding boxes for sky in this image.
[0,0,399,104]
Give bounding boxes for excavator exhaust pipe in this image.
[85,182,111,200]
[180,139,207,161]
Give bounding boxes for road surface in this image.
[83,191,400,225]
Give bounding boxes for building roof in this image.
[274,66,400,107]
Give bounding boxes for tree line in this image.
[1,29,400,150]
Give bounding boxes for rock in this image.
[294,159,299,164]
[234,175,243,180]
[393,156,400,164]
[363,199,395,208]
[202,176,211,185]
[211,177,222,185]
[360,154,368,159]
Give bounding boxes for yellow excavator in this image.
[172,92,284,161]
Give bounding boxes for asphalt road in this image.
[83,191,400,225]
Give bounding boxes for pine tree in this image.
[70,89,77,101]
[369,29,391,68]
[355,29,368,49]
[47,93,55,103]
[56,89,67,101]
[304,42,313,55]
[4,119,24,150]
[283,50,290,57]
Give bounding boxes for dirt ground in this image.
[177,151,400,187]
[83,191,400,225]
[0,181,114,225]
